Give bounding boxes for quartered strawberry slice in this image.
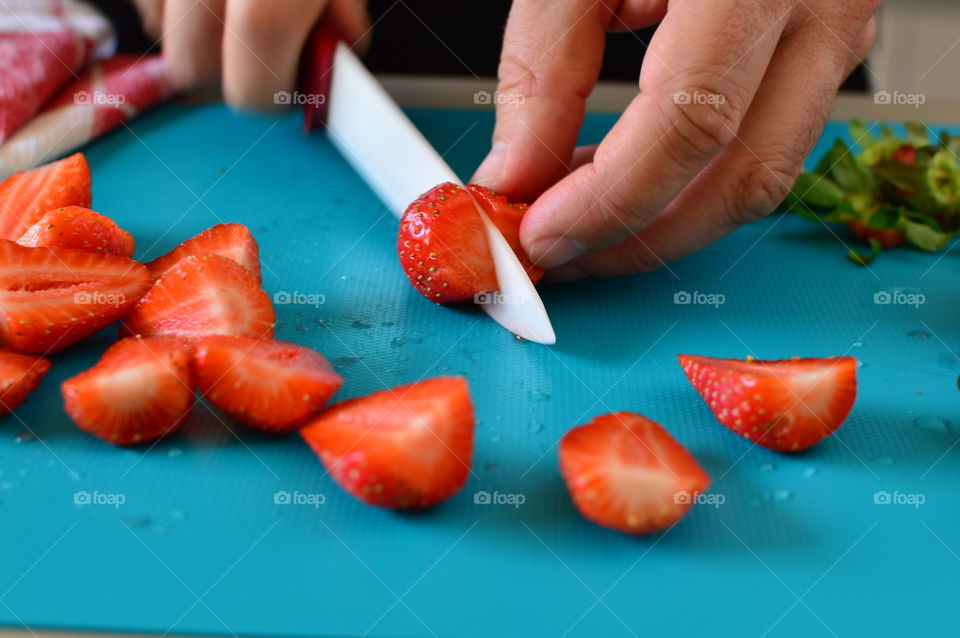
[146,223,260,283]
[559,412,710,535]
[678,354,858,452]
[397,182,543,303]
[62,337,193,445]
[17,206,135,257]
[300,376,474,509]
[0,352,51,416]
[0,153,92,240]
[0,240,148,354]
[124,254,274,343]
[193,335,342,433]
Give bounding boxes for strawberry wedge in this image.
[0,153,92,240]
[678,354,858,452]
[0,240,148,354]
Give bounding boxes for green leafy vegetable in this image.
[782,119,960,262]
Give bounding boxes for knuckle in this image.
[729,159,797,225]
[660,77,746,161]
[496,50,547,100]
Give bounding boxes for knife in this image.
[299,28,556,345]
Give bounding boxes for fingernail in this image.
[543,264,588,284]
[472,143,507,187]
[529,236,587,269]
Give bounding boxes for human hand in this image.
[130,0,369,110]
[472,0,880,280]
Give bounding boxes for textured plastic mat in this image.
[0,105,958,638]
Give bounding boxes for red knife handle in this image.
[298,17,340,132]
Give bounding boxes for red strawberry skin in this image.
[559,412,710,535]
[845,220,906,249]
[0,352,51,416]
[124,254,275,343]
[300,376,474,509]
[17,206,135,257]
[193,335,342,433]
[146,223,260,283]
[0,153,92,240]
[62,337,193,446]
[398,182,542,303]
[0,240,149,354]
[678,354,858,452]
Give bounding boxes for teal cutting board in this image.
[0,104,958,638]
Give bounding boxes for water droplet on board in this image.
[13,429,35,443]
[856,360,864,369]
[333,356,363,366]
[0,481,15,491]
[914,415,949,433]
[392,336,423,347]
[339,275,354,281]
[490,436,502,443]
[352,320,372,329]
[154,525,170,536]
[760,463,777,471]
[528,390,551,402]
[167,448,183,458]
[15,469,25,478]
[908,330,931,340]
[123,516,152,528]
[437,364,452,372]
[171,509,185,521]
[483,462,497,472]
[851,341,863,348]
[802,467,817,478]
[871,456,894,465]
[529,421,545,434]
[514,335,526,343]
[770,490,792,502]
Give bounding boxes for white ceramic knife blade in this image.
[325,43,555,344]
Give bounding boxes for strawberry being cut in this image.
[398,182,543,303]
[193,335,342,433]
[300,376,474,509]
[559,412,710,535]
[0,352,51,416]
[146,223,260,283]
[17,206,135,257]
[678,354,858,452]
[0,240,148,354]
[124,254,274,343]
[62,337,193,445]
[0,153,92,240]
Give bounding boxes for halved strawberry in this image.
[193,335,342,433]
[0,153,92,240]
[146,223,260,283]
[62,337,193,445]
[678,354,858,452]
[0,240,149,354]
[0,352,51,415]
[17,206,135,257]
[123,254,274,343]
[398,182,543,303]
[300,376,474,509]
[559,412,710,535]
[845,220,907,249]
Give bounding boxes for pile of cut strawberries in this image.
[0,160,859,536]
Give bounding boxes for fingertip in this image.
[527,235,587,270]
[470,143,507,190]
